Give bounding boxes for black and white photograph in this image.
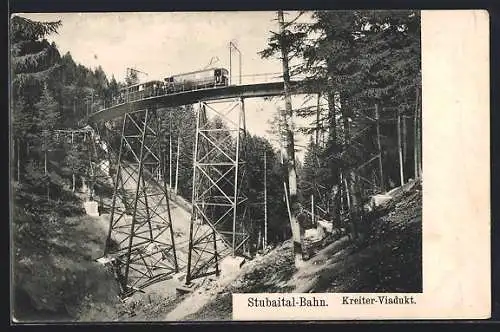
[10,10,425,322]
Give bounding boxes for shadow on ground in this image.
[182,182,422,321]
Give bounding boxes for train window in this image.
[215,69,221,76]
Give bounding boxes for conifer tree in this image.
[260,11,308,265]
[11,15,61,183]
[263,10,421,242]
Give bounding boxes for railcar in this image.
[112,68,230,107]
[164,68,229,93]
[115,80,164,105]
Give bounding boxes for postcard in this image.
[10,10,489,322]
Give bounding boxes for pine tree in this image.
[10,15,62,183]
[292,10,421,238]
[34,84,60,131]
[108,75,120,105]
[244,134,288,247]
[260,11,307,266]
[10,16,61,100]
[34,85,61,199]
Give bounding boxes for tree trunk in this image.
[257,227,262,253]
[45,148,50,201]
[417,88,423,177]
[16,139,20,183]
[340,96,361,241]
[316,93,321,146]
[169,133,173,188]
[397,108,404,186]
[402,114,408,172]
[343,175,351,226]
[44,149,48,175]
[278,10,303,266]
[175,136,180,194]
[414,85,420,179]
[375,104,385,192]
[340,172,346,218]
[327,91,341,224]
[347,171,361,240]
[263,150,268,250]
[311,194,315,226]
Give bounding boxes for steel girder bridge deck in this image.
[89,81,307,296]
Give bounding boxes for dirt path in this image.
[176,183,422,321]
[91,182,421,321]
[88,170,422,322]
[287,235,353,292]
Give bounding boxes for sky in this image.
[18,12,319,159]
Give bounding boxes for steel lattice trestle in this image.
[186,98,248,284]
[103,108,179,297]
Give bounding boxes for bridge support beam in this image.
[103,108,179,298]
[186,98,248,284]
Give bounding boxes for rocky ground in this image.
[109,180,422,321]
[181,180,422,320]
[13,177,421,322]
[12,205,121,322]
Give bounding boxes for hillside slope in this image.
[101,180,422,322]
[11,162,196,322]
[12,187,120,322]
[182,180,422,320]
[12,174,421,322]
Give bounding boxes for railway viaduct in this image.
[85,79,313,297]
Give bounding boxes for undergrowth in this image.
[12,181,120,322]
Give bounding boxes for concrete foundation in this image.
[176,283,195,296]
[84,201,99,217]
[219,255,246,279]
[365,194,393,212]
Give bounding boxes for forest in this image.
[260,10,421,261]
[11,10,421,320]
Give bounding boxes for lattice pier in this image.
[102,108,179,297]
[186,98,248,284]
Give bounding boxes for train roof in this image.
[119,80,163,91]
[166,67,229,78]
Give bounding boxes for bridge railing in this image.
[237,72,283,85]
[96,72,312,112]
[237,72,310,85]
